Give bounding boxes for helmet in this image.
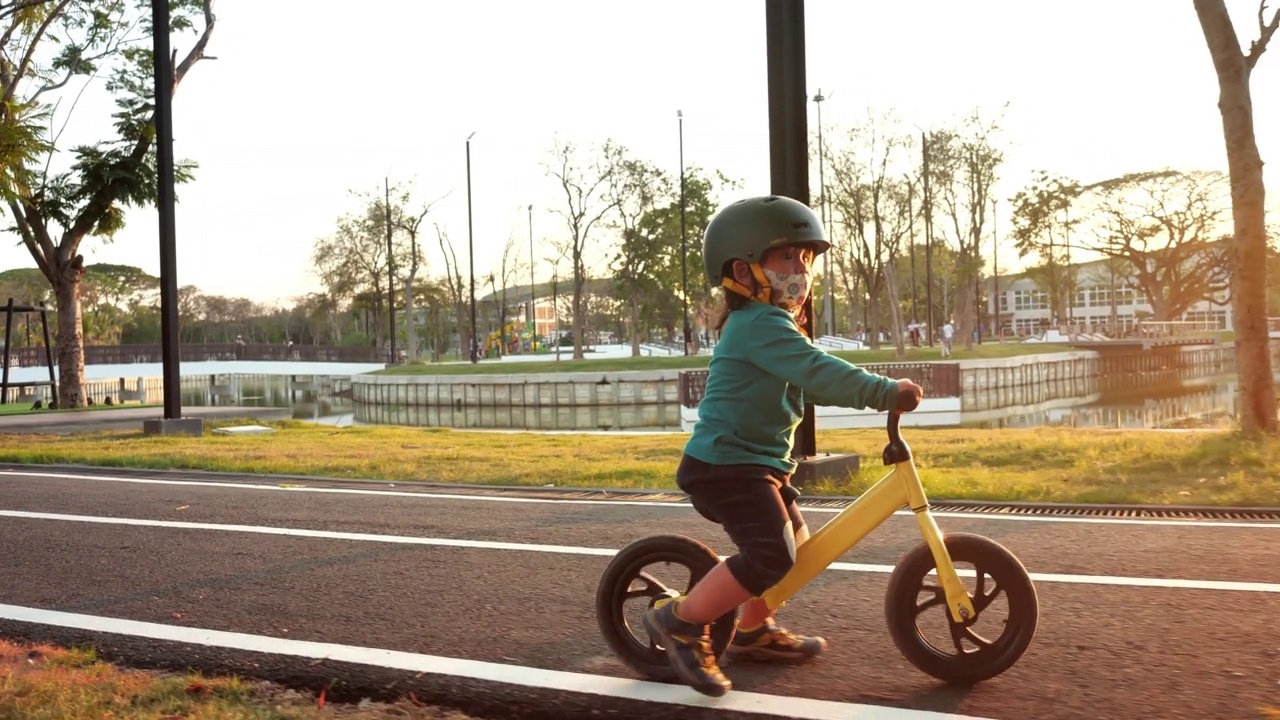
[701,195,829,287]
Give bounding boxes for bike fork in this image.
[913,506,976,623]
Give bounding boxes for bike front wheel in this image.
[884,532,1039,684]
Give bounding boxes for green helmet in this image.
[701,195,830,286]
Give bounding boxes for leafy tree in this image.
[1,0,216,406]
[1194,0,1279,435]
[608,154,670,356]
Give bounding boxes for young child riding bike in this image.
[643,195,923,697]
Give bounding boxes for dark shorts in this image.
[676,454,805,597]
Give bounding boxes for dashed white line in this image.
[2,469,1276,529]
[2,509,1277,593]
[0,602,994,720]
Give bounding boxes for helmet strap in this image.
[721,262,772,304]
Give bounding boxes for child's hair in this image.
[711,260,810,336]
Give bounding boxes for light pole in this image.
[385,176,396,364]
[527,203,535,352]
[678,109,689,355]
[921,129,935,347]
[812,88,833,338]
[466,132,477,363]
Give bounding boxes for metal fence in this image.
[677,362,961,408]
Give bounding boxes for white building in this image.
[988,254,1233,337]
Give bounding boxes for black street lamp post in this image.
[678,110,689,355]
[466,132,477,363]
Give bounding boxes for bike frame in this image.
[759,413,977,623]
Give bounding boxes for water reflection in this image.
[178,374,355,424]
[103,359,1261,433]
[963,374,1249,430]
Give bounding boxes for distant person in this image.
[941,319,954,357]
[642,195,923,697]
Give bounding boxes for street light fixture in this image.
[678,109,689,355]
[466,131,477,363]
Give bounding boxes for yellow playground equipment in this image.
[485,321,535,357]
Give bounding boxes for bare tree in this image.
[544,137,624,359]
[827,113,915,350]
[1083,170,1232,321]
[435,224,469,359]
[390,186,448,361]
[928,112,1005,350]
[486,234,525,356]
[1194,0,1279,435]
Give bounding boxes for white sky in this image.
[0,0,1275,305]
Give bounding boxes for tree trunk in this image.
[629,293,641,357]
[54,270,85,408]
[1195,0,1278,435]
[883,264,907,358]
[403,270,417,361]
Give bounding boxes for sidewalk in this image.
[0,406,292,435]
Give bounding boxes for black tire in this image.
[595,534,738,681]
[884,532,1038,684]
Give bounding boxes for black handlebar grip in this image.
[895,387,922,413]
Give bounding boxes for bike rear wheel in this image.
[596,534,738,681]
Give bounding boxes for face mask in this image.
[762,267,811,313]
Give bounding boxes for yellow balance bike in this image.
[596,411,1039,685]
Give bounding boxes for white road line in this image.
[3,509,1278,594]
[3,469,1277,530]
[0,603,990,720]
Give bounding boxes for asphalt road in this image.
[0,464,1277,720]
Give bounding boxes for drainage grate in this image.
[418,484,1280,522]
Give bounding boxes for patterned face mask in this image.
[762,267,811,313]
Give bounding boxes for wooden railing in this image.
[678,362,961,409]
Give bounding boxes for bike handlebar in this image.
[887,409,903,445]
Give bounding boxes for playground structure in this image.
[1,297,57,405]
[484,320,537,358]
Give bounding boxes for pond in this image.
[1,356,1264,432]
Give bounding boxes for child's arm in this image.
[750,311,901,411]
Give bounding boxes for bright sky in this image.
[0,0,1275,305]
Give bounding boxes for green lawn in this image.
[4,420,1277,506]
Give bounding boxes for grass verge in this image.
[375,343,1076,376]
[1,419,1277,506]
[0,402,162,417]
[0,639,481,719]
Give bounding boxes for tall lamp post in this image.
[385,176,396,364]
[528,203,535,351]
[466,132,477,363]
[812,88,833,338]
[678,109,689,355]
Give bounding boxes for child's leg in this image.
[738,521,809,628]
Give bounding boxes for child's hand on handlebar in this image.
[895,379,924,412]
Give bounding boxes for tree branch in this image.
[0,0,70,107]
[63,0,216,248]
[1247,0,1280,69]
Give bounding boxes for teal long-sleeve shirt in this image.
[683,301,900,475]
